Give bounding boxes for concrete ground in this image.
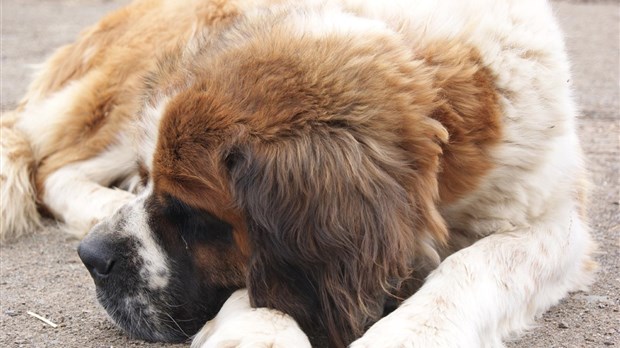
[0,0,618,347]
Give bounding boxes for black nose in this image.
[78,233,117,280]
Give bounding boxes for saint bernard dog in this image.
[0,0,597,347]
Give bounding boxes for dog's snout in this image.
[78,233,117,280]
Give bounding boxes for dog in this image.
[1,0,597,347]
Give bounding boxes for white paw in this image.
[350,318,418,348]
[64,189,135,238]
[192,290,311,348]
[350,307,467,348]
[98,189,136,217]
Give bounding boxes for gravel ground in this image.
[1,0,618,347]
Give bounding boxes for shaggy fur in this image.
[1,0,596,347]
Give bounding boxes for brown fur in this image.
[421,41,503,204]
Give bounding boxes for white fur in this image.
[123,186,171,291]
[135,95,173,172]
[286,0,388,39]
[192,290,311,348]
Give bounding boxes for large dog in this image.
[1,0,597,347]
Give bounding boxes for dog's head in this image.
[78,4,449,346]
[78,187,247,341]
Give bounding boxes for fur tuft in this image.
[0,114,42,243]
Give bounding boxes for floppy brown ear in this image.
[225,124,447,347]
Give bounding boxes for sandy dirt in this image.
[1,0,618,347]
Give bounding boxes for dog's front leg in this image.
[351,206,596,347]
[41,147,139,237]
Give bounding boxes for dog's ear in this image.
[224,123,447,346]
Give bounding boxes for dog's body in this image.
[1,0,596,346]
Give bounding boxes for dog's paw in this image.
[65,189,135,239]
[350,305,467,348]
[350,317,419,348]
[192,290,311,348]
